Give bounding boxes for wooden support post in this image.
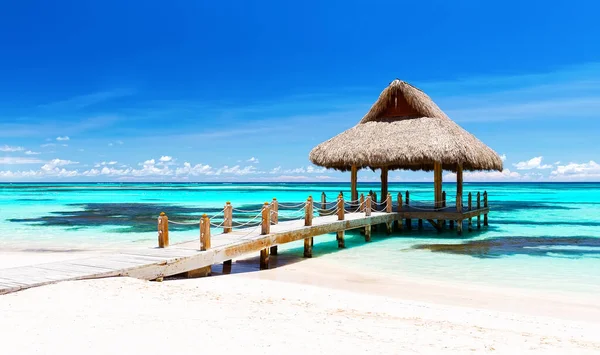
[261,202,270,235]
[337,195,345,220]
[305,196,313,226]
[359,193,365,212]
[271,198,278,224]
[483,191,488,226]
[380,167,388,205]
[304,237,313,258]
[223,259,232,274]
[405,190,411,229]
[477,191,481,229]
[449,220,454,229]
[200,214,211,251]
[457,219,463,235]
[468,192,473,231]
[351,165,358,203]
[270,246,278,255]
[260,248,269,269]
[336,231,345,248]
[365,225,371,242]
[418,219,423,229]
[320,192,326,216]
[441,191,447,228]
[224,202,232,233]
[157,212,169,248]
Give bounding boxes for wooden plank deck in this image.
[0,207,488,295]
[0,212,397,295]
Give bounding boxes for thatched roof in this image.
[309,80,503,172]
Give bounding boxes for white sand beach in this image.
[1,256,599,355]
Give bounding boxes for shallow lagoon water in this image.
[1,182,599,293]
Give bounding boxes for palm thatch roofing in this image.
[309,80,503,172]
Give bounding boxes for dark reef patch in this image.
[413,236,600,259]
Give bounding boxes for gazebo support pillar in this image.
[456,163,463,202]
[434,161,443,209]
[380,167,388,204]
[350,165,358,203]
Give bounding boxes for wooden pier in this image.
[0,190,489,295]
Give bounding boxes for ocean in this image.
[1,182,599,294]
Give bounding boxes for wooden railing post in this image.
[359,193,365,212]
[269,198,279,255]
[364,195,372,242]
[157,212,169,248]
[385,192,392,234]
[200,214,211,251]
[396,192,403,232]
[337,194,345,220]
[259,203,271,269]
[468,192,473,231]
[320,192,326,216]
[304,196,314,257]
[305,196,313,226]
[483,191,488,226]
[271,198,278,225]
[261,202,271,235]
[223,202,233,265]
[405,190,411,230]
[477,192,481,229]
[385,193,392,213]
[372,192,378,211]
[224,202,232,233]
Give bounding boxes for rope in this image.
[168,220,199,225]
[207,208,226,219]
[209,218,227,228]
[232,207,264,213]
[277,202,307,208]
[231,213,263,227]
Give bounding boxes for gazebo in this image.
[309,79,503,211]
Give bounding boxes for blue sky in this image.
[1,0,599,182]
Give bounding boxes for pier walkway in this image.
[0,190,489,295]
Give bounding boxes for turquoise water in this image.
[1,182,599,293]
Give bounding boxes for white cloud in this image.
[56,136,70,141]
[550,160,600,180]
[215,165,259,176]
[0,145,24,152]
[41,143,56,148]
[247,157,259,164]
[94,161,118,167]
[513,156,553,170]
[159,156,172,162]
[444,169,522,182]
[500,154,507,162]
[175,162,213,176]
[25,150,40,155]
[0,157,44,164]
[270,166,282,174]
[41,159,78,171]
